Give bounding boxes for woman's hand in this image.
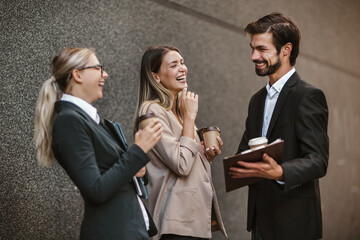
[134,119,162,153]
[202,136,223,162]
[179,88,198,139]
[135,166,146,177]
[178,88,198,121]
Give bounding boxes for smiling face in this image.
[153,50,188,97]
[77,54,108,103]
[250,32,282,77]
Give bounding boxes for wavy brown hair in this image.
[133,45,181,135]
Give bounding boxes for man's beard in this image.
[254,56,281,76]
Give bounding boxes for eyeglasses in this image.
[77,64,105,77]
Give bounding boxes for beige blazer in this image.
[141,103,227,240]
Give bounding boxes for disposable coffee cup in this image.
[138,113,157,129]
[201,126,221,149]
[248,137,268,149]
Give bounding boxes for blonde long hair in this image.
[34,47,95,167]
[133,45,181,135]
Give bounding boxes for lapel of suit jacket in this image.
[103,119,128,151]
[266,71,300,138]
[252,88,267,137]
[56,102,121,150]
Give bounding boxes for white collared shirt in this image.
[262,68,296,137]
[60,94,149,230]
[61,94,100,124]
[262,68,295,185]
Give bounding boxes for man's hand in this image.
[229,153,284,180]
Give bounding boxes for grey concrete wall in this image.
[1,0,359,239]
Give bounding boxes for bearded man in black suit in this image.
[230,13,329,240]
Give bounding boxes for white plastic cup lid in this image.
[248,137,268,146]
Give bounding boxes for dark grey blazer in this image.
[237,72,329,240]
[52,101,155,240]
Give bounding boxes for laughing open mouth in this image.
[254,60,267,68]
[176,75,186,81]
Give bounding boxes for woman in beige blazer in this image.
[134,46,227,240]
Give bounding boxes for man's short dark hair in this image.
[244,12,301,66]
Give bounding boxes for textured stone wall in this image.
[1,0,359,239]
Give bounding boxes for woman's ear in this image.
[71,69,83,83]
[152,72,160,83]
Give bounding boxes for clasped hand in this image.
[178,88,198,120]
[135,166,146,178]
[201,136,223,162]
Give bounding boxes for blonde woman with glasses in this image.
[34,47,162,240]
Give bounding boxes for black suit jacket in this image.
[237,72,329,240]
[52,101,155,240]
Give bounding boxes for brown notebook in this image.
[223,139,284,192]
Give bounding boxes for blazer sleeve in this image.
[52,112,149,204]
[282,87,329,191]
[147,103,200,176]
